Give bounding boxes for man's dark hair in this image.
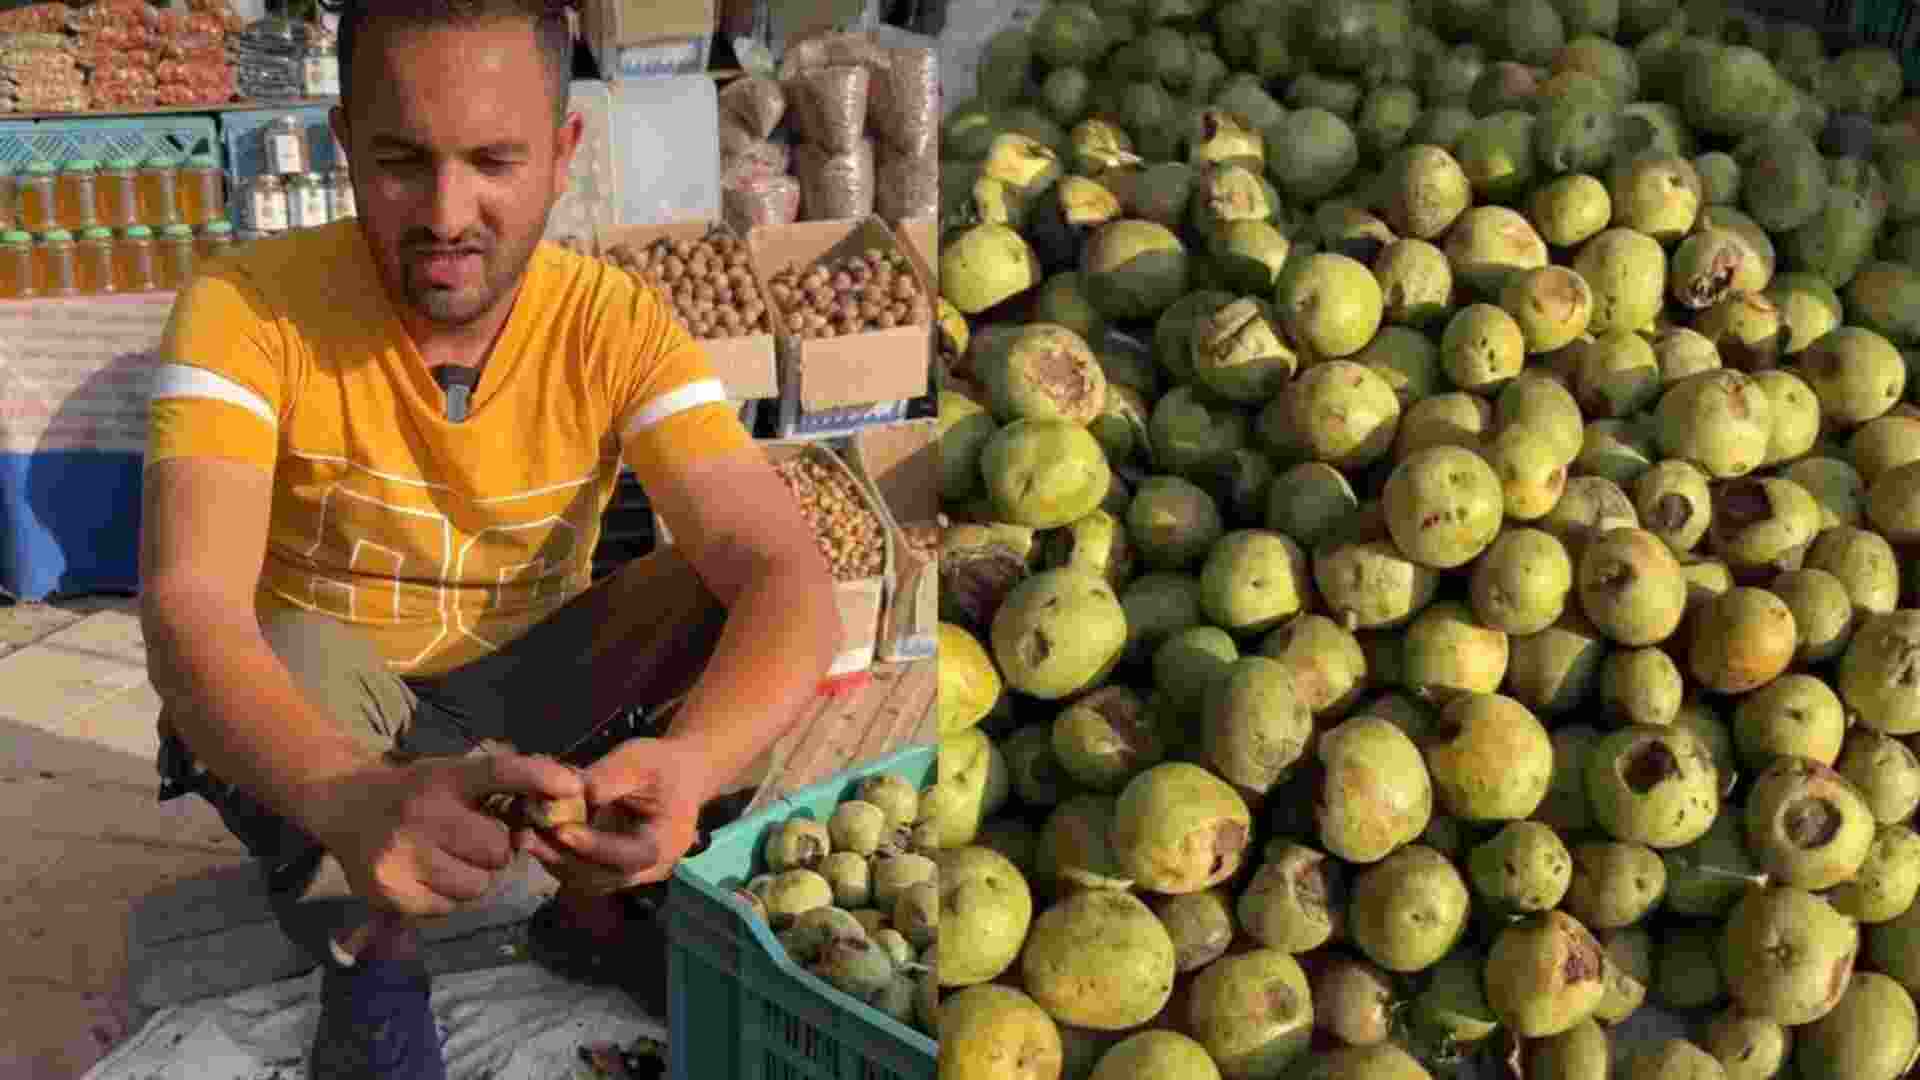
[319,0,578,122]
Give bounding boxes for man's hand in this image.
[519,737,718,894]
[310,753,585,917]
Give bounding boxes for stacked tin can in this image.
[235,111,355,242]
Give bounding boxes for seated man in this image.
[138,1,841,1076]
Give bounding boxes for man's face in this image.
[331,19,580,329]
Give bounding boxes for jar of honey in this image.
[0,230,33,299]
[18,161,57,233]
[35,229,77,297]
[264,114,312,176]
[0,165,14,232]
[197,220,234,261]
[157,224,197,290]
[76,227,115,295]
[178,154,225,227]
[115,225,157,292]
[137,156,179,226]
[286,172,328,229]
[326,165,355,220]
[96,157,139,228]
[55,160,97,232]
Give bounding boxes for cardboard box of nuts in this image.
[594,222,779,402]
[844,420,939,664]
[747,216,934,414]
[657,439,893,676]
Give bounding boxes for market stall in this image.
[0,7,946,1078]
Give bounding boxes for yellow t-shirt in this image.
[147,220,753,677]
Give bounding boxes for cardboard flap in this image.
[789,330,930,409]
[588,0,715,43]
[849,420,938,523]
[894,217,936,287]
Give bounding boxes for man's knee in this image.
[258,608,414,748]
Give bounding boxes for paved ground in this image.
[0,596,250,1079]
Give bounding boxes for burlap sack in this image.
[876,146,937,223]
[796,138,875,222]
[790,64,869,154]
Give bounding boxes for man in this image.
[139,1,841,1075]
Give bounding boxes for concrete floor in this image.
[0,597,250,1079]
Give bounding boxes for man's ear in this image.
[553,109,583,197]
[328,104,350,164]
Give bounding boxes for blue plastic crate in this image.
[0,115,218,170]
[667,744,938,1080]
[774,397,912,441]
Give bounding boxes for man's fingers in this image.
[514,827,568,866]
[417,845,496,905]
[554,822,661,876]
[434,810,514,873]
[459,751,584,805]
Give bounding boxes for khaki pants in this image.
[155,548,729,968]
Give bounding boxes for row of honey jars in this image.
[0,222,233,299]
[2,155,227,235]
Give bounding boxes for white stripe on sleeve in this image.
[149,363,279,429]
[621,378,728,439]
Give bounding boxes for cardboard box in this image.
[845,423,938,663]
[583,0,716,79]
[595,221,779,402]
[652,439,890,676]
[747,216,933,415]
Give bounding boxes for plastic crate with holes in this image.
[666,744,937,1080]
[0,114,219,172]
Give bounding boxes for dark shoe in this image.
[308,947,446,1080]
[525,884,671,1018]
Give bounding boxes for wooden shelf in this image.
[1,98,340,123]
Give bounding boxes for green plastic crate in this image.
[1847,0,1920,87]
[667,744,938,1080]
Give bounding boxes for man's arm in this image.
[141,458,381,843]
[636,442,842,797]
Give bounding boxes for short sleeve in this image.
[146,268,288,469]
[607,279,755,482]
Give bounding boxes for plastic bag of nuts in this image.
[774,453,886,582]
[721,139,792,184]
[790,64,868,154]
[723,173,801,231]
[765,246,928,340]
[872,46,937,157]
[795,138,875,223]
[718,75,785,141]
[601,229,772,341]
[875,146,937,224]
